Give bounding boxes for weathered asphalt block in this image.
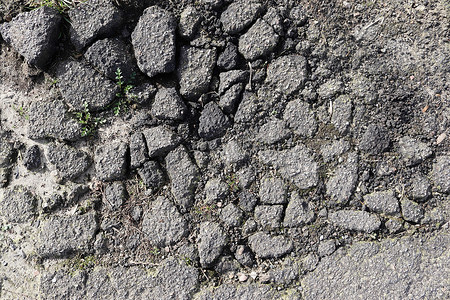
[265,54,308,95]
[283,192,315,227]
[131,6,176,78]
[143,125,181,158]
[56,60,118,111]
[363,189,400,216]
[38,212,98,258]
[220,1,263,34]
[0,185,37,223]
[165,145,200,211]
[431,155,450,193]
[197,221,227,267]
[248,232,293,259]
[238,18,279,60]
[398,136,432,166]
[0,6,61,68]
[302,231,450,300]
[84,38,139,81]
[198,102,230,140]
[141,196,188,247]
[326,152,359,206]
[94,142,128,181]
[28,100,82,141]
[47,143,91,182]
[283,99,317,137]
[178,46,216,100]
[151,87,187,121]
[69,0,123,51]
[257,119,291,145]
[259,144,318,190]
[329,210,381,233]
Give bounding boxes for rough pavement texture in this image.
[69,0,123,51]
[56,60,118,111]
[131,6,176,77]
[0,0,448,299]
[0,6,61,68]
[302,231,450,300]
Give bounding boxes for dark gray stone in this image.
[318,240,336,257]
[320,140,350,163]
[238,19,279,60]
[0,185,37,223]
[219,83,244,114]
[364,190,400,216]
[331,95,353,135]
[38,212,98,258]
[257,119,291,145]
[198,102,230,140]
[217,42,239,70]
[265,55,308,95]
[129,82,157,106]
[222,140,247,167]
[56,60,117,111]
[129,132,148,169]
[220,203,244,227]
[198,221,227,267]
[410,175,431,201]
[218,70,248,95]
[205,178,229,203]
[302,232,449,300]
[237,167,256,189]
[329,210,381,233]
[84,38,139,81]
[40,270,87,300]
[234,91,260,123]
[259,177,287,204]
[165,146,200,211]
[94,142,128,181]
[401,199,424,223]
[47,143,91,181]
[28,100,82,141]
[151,87,187,121]
[385,218,403,234]
[131,6,176,77]
[254,205,284,229]
[242,218,257,236]
[290,6,308,26]
[235,245,254,267]
[359,124,390,155]
[142,196,188,247]
[283,192,315,227]
[398,136,432,166]
[326,152,359,205]
[178,46,216,100]
[283,99,317,137]
[104,181,126,210]
[431,156,450,193]
[143,126,180,158]
[247,232,293,259]
[220,1,263,34]
[69,0,123,50]
[0,141,14,168]
[0,6,61,68]
[137,161,165,189]
[179,6,202,39]
[317,79,343,99]
[259,144,318,190]
[23,145,41,170]
[238,191,258,212]
[263,7,284,35]
[268,262,299,285]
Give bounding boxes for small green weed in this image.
[74,101,105,137]
[13,105,30,120]
[226,174,240,193]
[112,68,136,116]
[64,254,98,275]
[26,0,85,14]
